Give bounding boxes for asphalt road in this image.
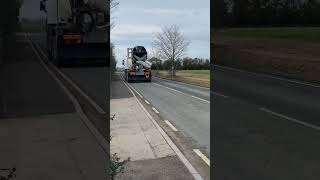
[30,32,108,113]
[60,67,108,112]
[26,32,109,138]
[130,76,210,154]
[212,65,320,179]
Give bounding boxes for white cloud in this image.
[111,24,161,40]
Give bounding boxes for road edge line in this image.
[26,34,108,153]
[129,84,143,98]
[31,37,106,115]
[215,65,320,88]
[259,107,320,131]
[120,76,204,180]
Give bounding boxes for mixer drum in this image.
[132,46,147,62]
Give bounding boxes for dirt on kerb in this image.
[212,30,320,83]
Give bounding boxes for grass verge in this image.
[213,27,320,84]
[216,27,320,43]
[153,70,210,88]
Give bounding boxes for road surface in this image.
[29,32,109,138]
[116,74,210,179]
[130,77,210,154]
[0,33,75,118]
[212,65,320,180]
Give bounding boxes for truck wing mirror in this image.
[40,1,47,13]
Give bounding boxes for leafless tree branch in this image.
[110,0,119,29]
[152,24,190,76]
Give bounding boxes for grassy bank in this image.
[153,70,210,88]
[213,27,320,83]
[217,27,320,43]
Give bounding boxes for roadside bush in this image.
[109,114,130,180]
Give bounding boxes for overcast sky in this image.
[111,0,210,67]
[19,0,210,67]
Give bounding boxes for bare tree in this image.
[149,46,161,60]
[152,24,190,77]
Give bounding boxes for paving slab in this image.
[0,113,107,180]
[110,97,174,161]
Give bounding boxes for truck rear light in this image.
[129,71,136,76]
[144,70,151,75]
[63,35,81,44]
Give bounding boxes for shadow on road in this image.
[0,33,75,118]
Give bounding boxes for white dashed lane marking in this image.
[165,120,178,132]
[193,149,210,166]
[145,100,150,104]
[152,107,160,114]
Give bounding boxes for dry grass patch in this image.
[153,70,210,88]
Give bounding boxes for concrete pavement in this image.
[110,94,175,161]
[0,113,107,180]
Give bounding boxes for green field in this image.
[153,70,210,87]
[217,27,320,43]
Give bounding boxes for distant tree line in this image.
[151,57,210,70]
[213,0,320,27]
[110,43,116,74]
